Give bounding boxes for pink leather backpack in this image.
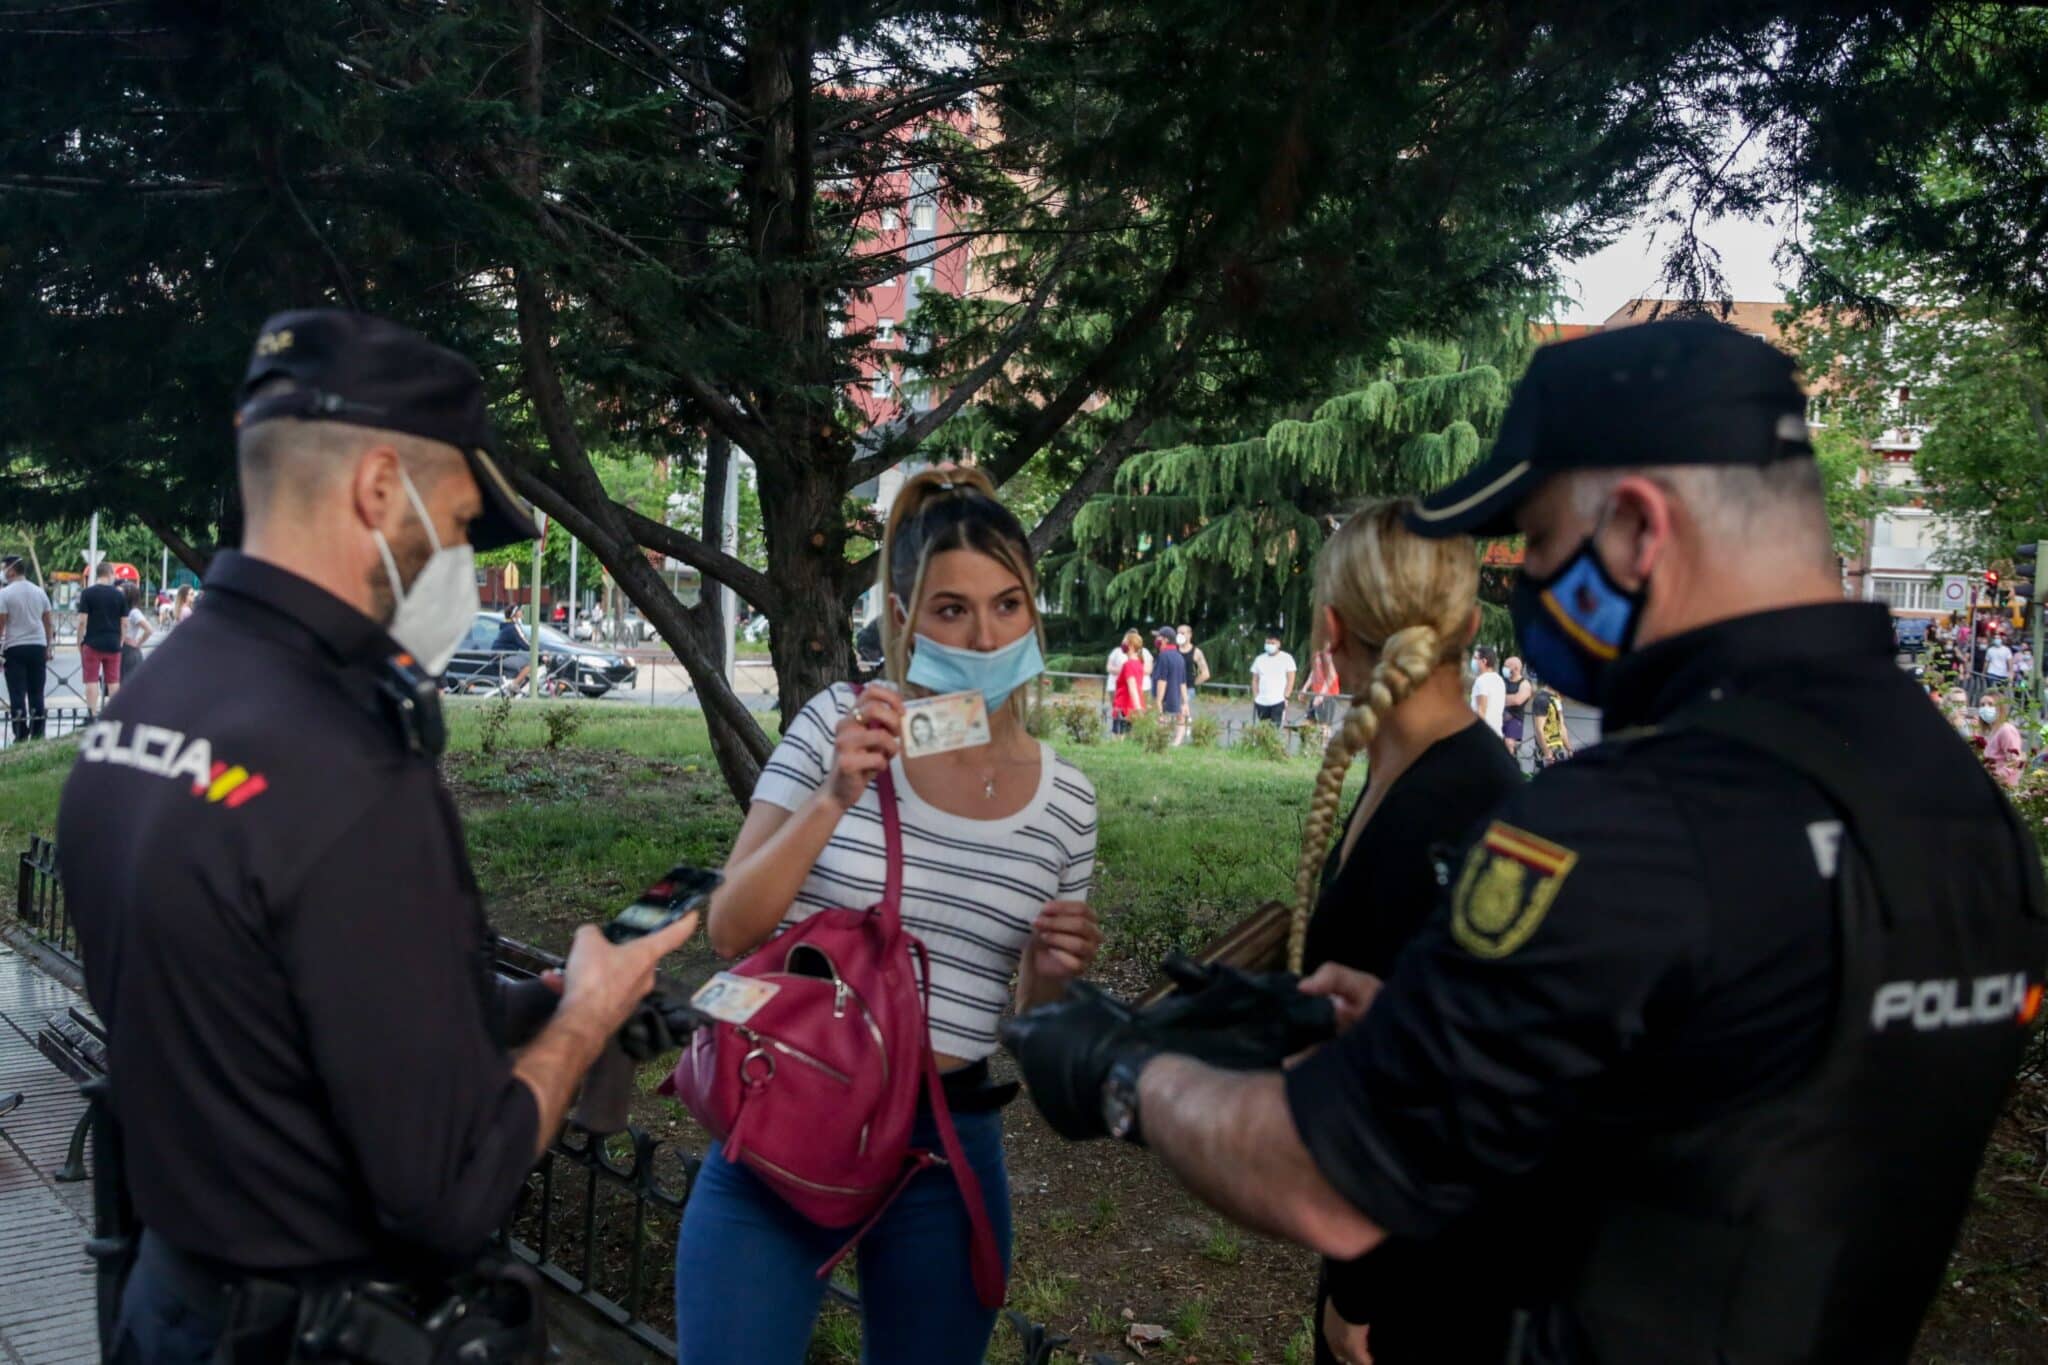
[661,767,1005,1308]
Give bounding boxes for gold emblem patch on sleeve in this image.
[1451,821,1578,958]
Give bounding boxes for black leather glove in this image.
[1001,953,1337,1142]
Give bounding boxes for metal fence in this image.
[14,847,1106,1365]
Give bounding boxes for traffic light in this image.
[1985,568,2003,607]
[2018,542,2042,597]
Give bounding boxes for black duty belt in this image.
[937,1057,1020,1114]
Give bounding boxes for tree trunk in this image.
[759,457,857,720]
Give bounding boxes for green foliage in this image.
[477,695,515,758]
[1058,703,1104,747]
[1129,710,1172,754]
[1189,715,1221,749]
[1063,333,1520,674]
[1236,721,1292,763]
[541,706,586,753]
[1023,702,1057,740]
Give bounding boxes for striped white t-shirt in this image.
[751,684,1098,1059]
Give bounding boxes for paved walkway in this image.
[0,944,97,1365]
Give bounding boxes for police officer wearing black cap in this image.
[58,310,701,1364]
[1004,319,2048,1363]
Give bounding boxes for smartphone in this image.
[602,865,723,943]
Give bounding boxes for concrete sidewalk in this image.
[0,943,97,1365]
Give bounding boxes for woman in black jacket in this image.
[1286,499,1523,1365]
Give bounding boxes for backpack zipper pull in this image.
[834,979,850,1020]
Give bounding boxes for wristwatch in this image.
[1101,1050,1155,1145]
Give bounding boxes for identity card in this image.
[692,973,781,1026]
[901,690,992,758]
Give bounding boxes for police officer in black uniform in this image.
[59,310,701,1364]
[1004,319,2048,1363]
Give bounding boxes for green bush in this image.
[542,705,587,752]
[1236,720,1290,762]
[1024,702,1057,739]
[1189,715,1220,749]
[1131,710,1172,754]
[477,693,514,756]
[1059,702,1104,746]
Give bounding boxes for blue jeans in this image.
[674,1106,1013,1365]
[109,1236,226,1365]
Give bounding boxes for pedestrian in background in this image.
[1250,629,1296,727]
[1152,627,1189,746]
[120,582,153,682]
[1176,625,1211,718]
[0,556,54,741]
[1468,644,1504,737]
[77,561,129,716]
[1980,693,2026,788]
[1302,646,1341,725]
[173,584,195,624]
[1499,655,1534,761]
[1111,630,1146,736]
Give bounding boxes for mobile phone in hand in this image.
[603,865,723,944]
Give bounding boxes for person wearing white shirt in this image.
[1250,631,1296,725]
[1984,638,2013,682]
[0,556,55,741]
[1469,644,1506,736]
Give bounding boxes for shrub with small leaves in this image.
[477,693,514,756]
[542,705,587,752]
[1024,702,1057,739]
[1188,715,1220,748]
[1059,702,1104,746]
[1131,710,1171,754]
[1236,719,1291,762]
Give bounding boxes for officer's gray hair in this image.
[1566,460,1832,569]
[237,380,457,521]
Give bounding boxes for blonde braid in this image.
[1287,625,1440,972]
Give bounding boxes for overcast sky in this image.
[1553,200,1796,324]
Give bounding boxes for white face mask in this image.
[373,467,478,675]
[1177,632,1191,647]
[1979,705,1999,725]
[1264,642,1279,655]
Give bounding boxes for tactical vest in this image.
[1521,698,2048,1365]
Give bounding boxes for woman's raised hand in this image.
[825,686,903,810]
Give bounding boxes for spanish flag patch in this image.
[1451,821,1579,959]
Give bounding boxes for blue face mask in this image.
[905,629,1045,711]
[1507,532,1644,705]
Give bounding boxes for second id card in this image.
[901,690,992,757]
[692,973,781,1026]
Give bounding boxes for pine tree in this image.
[1052,336,1517,672]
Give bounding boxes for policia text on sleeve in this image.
[57,310,701,1365]
[1006,319,2048,1365]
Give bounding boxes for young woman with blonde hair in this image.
[674,465,1101,1364]
[1286,498,1522,1365]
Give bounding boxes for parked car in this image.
[443,612,638,698]
[1894,616,1931,658]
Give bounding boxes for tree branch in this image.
[137,511,207,577]
[1025,315,1219,558]
[616,501,780,616]
[843,243,1079,488]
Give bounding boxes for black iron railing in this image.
[17,848,1101,1365]
[18,834,74,964]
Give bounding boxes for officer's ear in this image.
[1602,475,1675,587]
[349,442,407,534]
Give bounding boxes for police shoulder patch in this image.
[1451,821,1579,959]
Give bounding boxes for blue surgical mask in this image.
[1979,705,1999,724]
[905,630,1045,710]
[1508,529,1645,705]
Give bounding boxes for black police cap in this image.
[1406,318,1814,539]
[234,309,540,551]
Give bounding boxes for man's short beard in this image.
[366,520,437,627]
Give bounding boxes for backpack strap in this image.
[910,937,1008,1310]
[852,682,906,937]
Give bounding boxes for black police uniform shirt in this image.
[59,552,537,1274]
[1284,603,2011,1261]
